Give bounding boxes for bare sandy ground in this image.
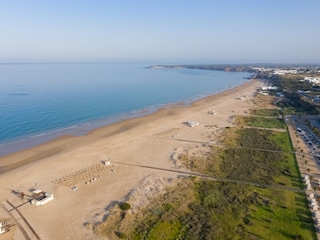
[0,79,262,240]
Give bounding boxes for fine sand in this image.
[0,79,262,240]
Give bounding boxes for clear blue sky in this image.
[1,0,320,64]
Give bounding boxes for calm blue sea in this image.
[0,63,251,155]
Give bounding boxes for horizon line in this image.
[1,61,320,66]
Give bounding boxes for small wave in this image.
[27,126,78,138]
[0,125,79,146]
[31,133,47,138]
[49,125,78,133]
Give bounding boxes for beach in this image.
[0,79,261,240]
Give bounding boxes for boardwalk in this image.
[0,202,30,240]
[6,200,41,240]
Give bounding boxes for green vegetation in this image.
[266,74,320,115]
[119,202,131,211]
[277,77,313,92]
[243,116,286,129]
[119,127,315,239]
[221,128,301,187]
[130,181,195,240]
[248,190,314,239]
[147,220,181,240]
[267,73,320,93]
[94,111,316,239]
[251,108,280,117]
[277,92,318,115]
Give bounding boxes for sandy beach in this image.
[0,79,262,240]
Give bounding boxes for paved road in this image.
[286,115,320,239]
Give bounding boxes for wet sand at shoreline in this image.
[0,79,262,240]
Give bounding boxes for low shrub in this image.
[119,202,131,211]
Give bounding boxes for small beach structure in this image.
[186,121,199,127]
[208,110,216,115]
[103,160,111,166]
[30,189,54,206]
[237,96,247,100]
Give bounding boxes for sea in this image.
[0,63,252,156]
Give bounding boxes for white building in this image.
[274,69,298,75]
[30,189,54,206]
[261,86,278,91]
[304,77,320,85]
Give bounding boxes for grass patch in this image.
[148,221,181,240]
[248,190,315,240]
[269,131,292,152]
[252,108,280,117]
[243,116,286,129]
[128,180,195,240]
[222,128,303,187]
[237,128,281,150]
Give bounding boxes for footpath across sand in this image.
[0,79,261,240]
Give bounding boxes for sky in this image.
[1,0,320,64]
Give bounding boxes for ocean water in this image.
[0,63,251,155]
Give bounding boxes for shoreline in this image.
[0,62,253,157]
[0,79,261,239]
[0,79,252,164]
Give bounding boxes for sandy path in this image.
[0,79,261,240]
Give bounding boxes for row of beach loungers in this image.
[52,162,111,188]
